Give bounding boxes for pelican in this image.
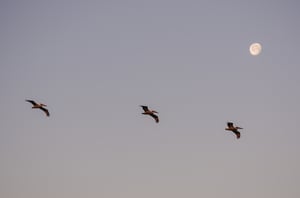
[140,105,159,123]
[26,100,50,117]
[225,122,242,139]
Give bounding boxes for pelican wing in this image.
[26,100,37,105]
[150,113,159,123]
[232,130,240,139]
[140,105,149,112]
[40,107,50,117]
[227,122,234,127]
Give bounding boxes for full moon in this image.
[249,43,262,56]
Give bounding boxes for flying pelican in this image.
[26,100,50,117]
[140,105,159,123]
[225,122,242,139]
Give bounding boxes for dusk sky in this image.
[1,0,300,197]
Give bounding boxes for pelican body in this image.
[140,105,159,123]
[26,100,50,117]
[225,122,242,139]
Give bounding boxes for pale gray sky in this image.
[1,0,300,198]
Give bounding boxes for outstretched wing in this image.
[140,105,149,112]
[26,100,37,105]
[150,113,159,123]
[40,107,50,117]
[227,122,233,127]
[232,130,240,139]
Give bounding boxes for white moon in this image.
[249,43,262,56]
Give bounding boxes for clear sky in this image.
[1,0,300,197]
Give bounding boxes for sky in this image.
[1,0,300,197]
